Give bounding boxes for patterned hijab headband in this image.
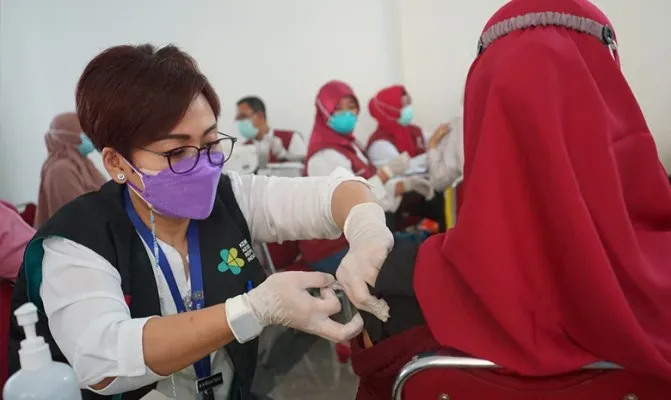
[477,12,617,56]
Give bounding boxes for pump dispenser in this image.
[3,302,82,400]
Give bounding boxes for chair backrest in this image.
[390,351,668,400]
[16,203,37,227]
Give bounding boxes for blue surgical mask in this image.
[78,133,95,156]
[328,111,358,134]
[237,119,258,139]
[398,105,414,126]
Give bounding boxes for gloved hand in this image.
[230,271,363,343]
[336,202,394,321]
[269,136,288,160]
[380,152,410,178]
[404,176,435,200]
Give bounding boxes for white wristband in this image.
[225,294,265,343]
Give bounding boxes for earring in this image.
[116,172,126,181]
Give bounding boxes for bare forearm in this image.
[142,304,234,376]
[331,181,378,229]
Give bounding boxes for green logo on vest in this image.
[218,247,246,275]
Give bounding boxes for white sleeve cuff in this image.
[226,294,265,344]
[115,316,155,377]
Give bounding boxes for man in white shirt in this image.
[235,96,307,168]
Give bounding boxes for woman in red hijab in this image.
[366,85,426,161]
[302,81,429,273]
[351,0,671,398]
[367,85,445,229]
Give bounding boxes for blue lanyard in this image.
[123,188,211,379]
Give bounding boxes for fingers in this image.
[312,287,342,315]
[363,297,390,322]
[315,313,364,342]
[342,277,389,321]
[295,271,336,289]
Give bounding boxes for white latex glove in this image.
[407,153,429,174]
[404,176,435,200]
[380,152,410,178]
[269,136,288,159]
[336,202,394,321]
[237,271,363,342]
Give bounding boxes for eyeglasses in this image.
[140,132,237,174]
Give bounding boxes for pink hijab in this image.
[35,113,107,227]
[0,201,34,281]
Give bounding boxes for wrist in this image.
[379,166,392,181]
[225,294,265,344]
[343,202,387,241]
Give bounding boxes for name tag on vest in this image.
[196,372,224,394]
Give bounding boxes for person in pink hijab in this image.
[0,201,35,281]
[35,112,107,226]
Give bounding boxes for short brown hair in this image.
[76,44,221,157]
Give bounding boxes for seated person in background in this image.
[366,85,426,169]
[366,85,443,230]
[235,96,306,270]
[427,115,464,192]
[0,201,35,281]
[235,96,307,168]
[302,80,423,274]
[35,112,107,227]
[352,0,671,398]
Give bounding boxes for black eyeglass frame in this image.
[139,131,237,174]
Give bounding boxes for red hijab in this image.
[306,80,359,160]
[415,0,671,382]
[368,85,418,156]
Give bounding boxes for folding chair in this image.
[392,350,671,399]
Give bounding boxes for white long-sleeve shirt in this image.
[253,128,307,165]
[427,116,464,191]
[40,169,363,399]
[306,146,402,212]
[367,134,430,174]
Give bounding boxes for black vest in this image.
[9,176,266,400]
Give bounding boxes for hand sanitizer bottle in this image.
[3,303,82,400]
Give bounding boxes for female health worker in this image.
[9,45,393,400]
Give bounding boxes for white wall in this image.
[1,0,670,204]
[0,0,402,203]
[397,0,671,168]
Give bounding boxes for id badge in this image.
[196,372,223,400]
